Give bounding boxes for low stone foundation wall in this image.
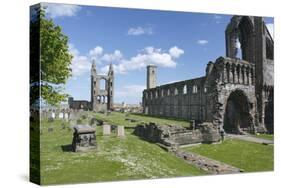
[133,122,220,147]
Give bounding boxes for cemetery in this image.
[37,110,273,185]
[29,4,274,185]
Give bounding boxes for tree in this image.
[30,6,73,106]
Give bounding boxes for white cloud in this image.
[169,46,184,58]
[266,23,274,39]
[100,46,184,74]
[128,26,153,36]
[69,44,91,77]
[235,38,241,49]
[89,46,103,58]
[101,50,123,62]
[43,3,81,18]
[115,85,146,103]
[69,44,184,77]
[197,40,209,45]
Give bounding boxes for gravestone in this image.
[64,112,68,120]
[72,125,97,152]
[103,124,111,135]
[117,126,125,137]
[51,112,55,119]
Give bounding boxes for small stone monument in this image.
[72,125,97,152]
[117,126,125,138]
[103,124,111,135]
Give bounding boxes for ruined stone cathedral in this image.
[142,16,274,134]
[68,62,114,112]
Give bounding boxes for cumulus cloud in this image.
[89,46,103,57]
[169,46,184,58]
[128,26,153,36]
[115,85,146,103]
[102,46,184,74]
[69,44,184,77]
[69,44,91,77]
[43,3,81,18]
[266,23,274,39]
[197,40,209,45]
[101,50,123,62]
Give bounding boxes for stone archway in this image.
[223,90,253,134]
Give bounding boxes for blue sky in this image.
[42,3,274,104]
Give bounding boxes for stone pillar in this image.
[233,65,238,83]
[242,66,246,84]
[249,68,253,85]
[238,66,242,84]
[229,65,233,83]
[251,68,255,85]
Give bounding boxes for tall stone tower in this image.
[91,61,114,112]
[107,64,114,110]
[147,65,157,89]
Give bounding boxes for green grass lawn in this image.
[90,112,190,127]
[39,117,204,185]
[253,134,274,140]
[182,139,274,172]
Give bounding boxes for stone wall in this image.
[143,77,207,121]
[133,122,220,147]
[142,15,274,134]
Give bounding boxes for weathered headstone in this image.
[64,112,68,120]
[72,125,97,152]
[103,124,111,135]
[51,112,55,119]
[117,126,125,138]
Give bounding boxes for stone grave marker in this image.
[117,126,125,138]
[72,124,97,152]
[103,124,111,135]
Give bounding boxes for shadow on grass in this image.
[61,144,73,152]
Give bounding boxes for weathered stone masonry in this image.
[143,16,274,134]
[69,62,114,112]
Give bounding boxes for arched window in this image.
[183,85,187,94]
[99,79,106,90]
[192,85,198,94]
[174,88,178,95]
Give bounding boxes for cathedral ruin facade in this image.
[142,16,274,134]
[68,62,114,112]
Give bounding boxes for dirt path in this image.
[226,134,273,145]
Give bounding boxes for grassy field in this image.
[37,112,274,184]
[182,139,274,172]
[39,114,203,185]
[91,112,191,127]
